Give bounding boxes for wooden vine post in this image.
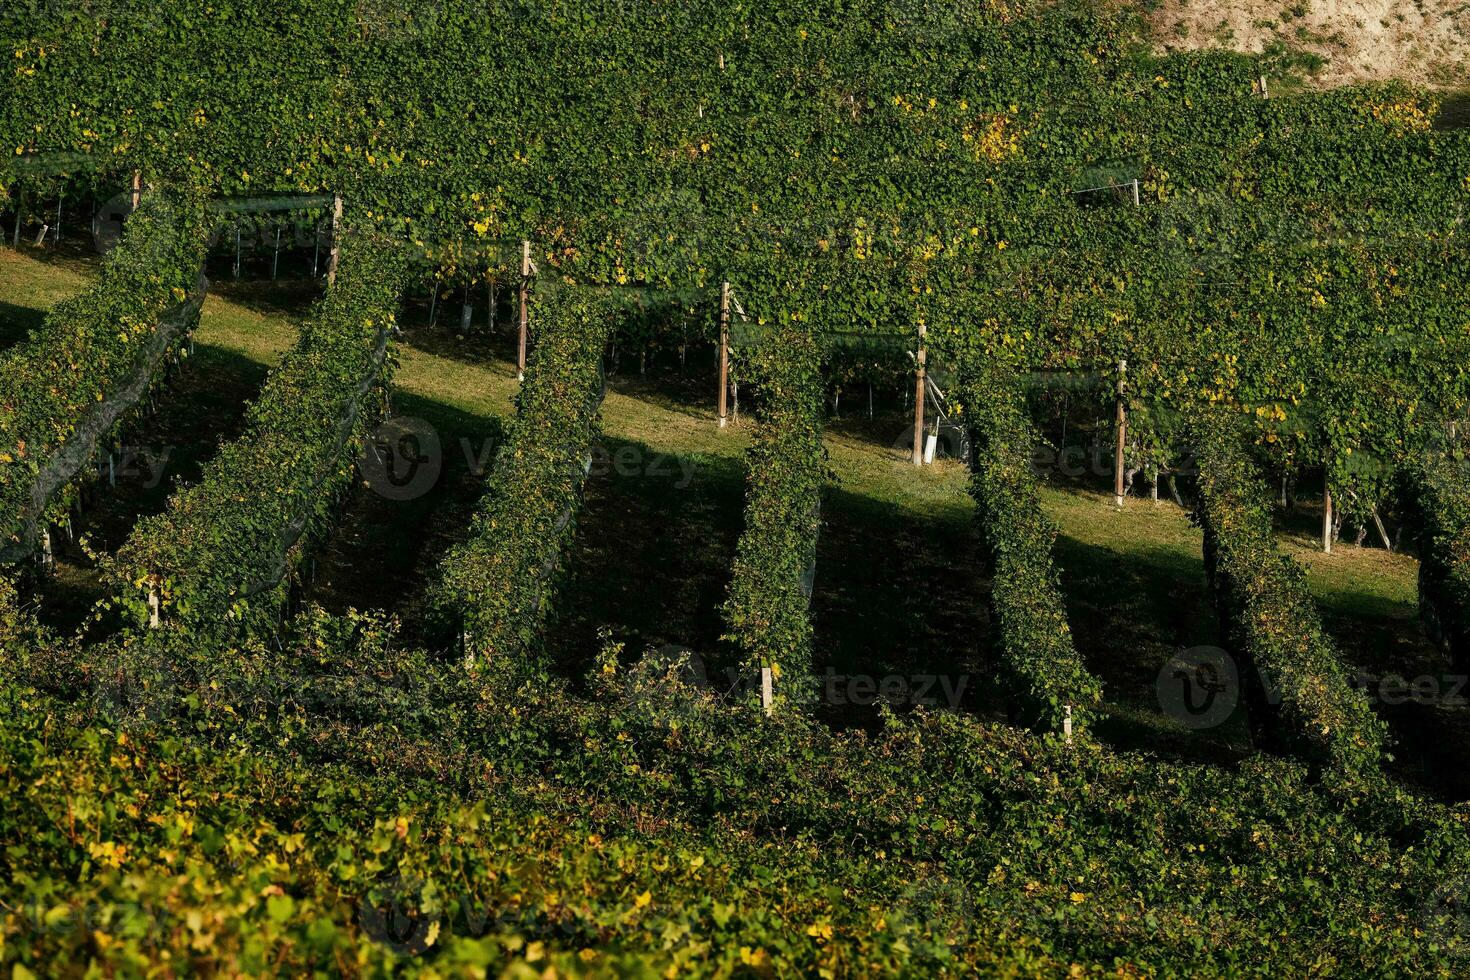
[517,239,531,381]
[1112,181,1142,503]
[760,666,773,717]
[10,185,24,249]
[718,281,731,427]
[1114,359,1127,507]
[325,194,343,285]
[912,321,927,465]
[1323,487,1333,554]
[130,171,142,211]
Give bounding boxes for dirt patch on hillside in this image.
[1146,0,1470,89]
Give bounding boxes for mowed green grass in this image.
[3,245,1457,787]
[0,247,299,364]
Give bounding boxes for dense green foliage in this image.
[4,4,1466,477]
[106,236,405,627]
[4,1,1470,972]
[2,595,1469,975]
[720,324,825,686]
[1191,408,1387,782]
[953,185,1470,521]
[958,360,1103,733]
[431,283,615,667]
[0,188,208,557]
[1410,450,1470,673]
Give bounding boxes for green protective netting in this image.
[0,276,208,564]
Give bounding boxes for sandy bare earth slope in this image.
[1145,0,1469,88]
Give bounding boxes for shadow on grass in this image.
[1317,591,1438,673]
[305,391,506,640]
[1377,697,1470,801]
[0,300,46,349]
[1046,490,1470,798]
[2,239,104,279]
[1051,532,1255,765]
[547,433,748,683]
[822,410,937,456]
[397,311,728,423]
[546,429,993,725]
[1311,584,1470,801]
[205,273,325,320]
[1054,536,1221,707]
[810,482,1003,729]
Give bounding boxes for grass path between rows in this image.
[0,245,1427,650]
[4,245,1460,792]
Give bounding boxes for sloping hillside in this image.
[1146,0,1470,89]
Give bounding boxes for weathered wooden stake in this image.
[1114,359,1128,507]
[130,171,142,211]
[912,322,927,465]
[1259,75,1270,100]
[1063,704,1073,742]
[148,586,161,628]
[10,186,24,249]
[1131,178,1141,207]
[1371,506,1393,552]
[1323,487,1334,554]
[761,666,773,717]
[517,239,531,381]
[718,281,731,427]
[326,194,343,286]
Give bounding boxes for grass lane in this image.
[5,246,1461,793]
